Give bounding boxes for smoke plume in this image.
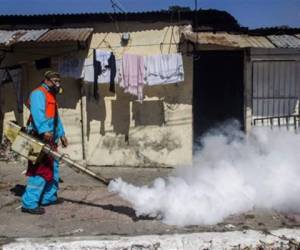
[108,121,300,226]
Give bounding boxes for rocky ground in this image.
[1,161,300,249]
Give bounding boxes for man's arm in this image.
[57,116,68,147]
[30,90,52,135]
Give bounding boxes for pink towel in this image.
[120,54,145,101]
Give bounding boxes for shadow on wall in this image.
[82,53,191,141]
[1,82,189,146]
[144,82,191,105]
[86,83,169,142]
[111,98,130,142]
[132,100,165,126]
[56,78,82,110]
[109,86,136,143]
[86,84,110,140]
[0,76,82,143]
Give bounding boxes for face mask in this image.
[49,81,63,94]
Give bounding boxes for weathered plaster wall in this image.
[0,44,86,161]
[85,25,193,166]
[0,23,193,167]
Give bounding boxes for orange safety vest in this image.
[28,85,58,119]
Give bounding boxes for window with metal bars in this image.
[252,60,300,130]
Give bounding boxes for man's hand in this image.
[43,132,53,142]
[60,136,68,148]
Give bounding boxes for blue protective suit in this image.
[22,83,65,209]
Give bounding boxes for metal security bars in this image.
[252,60,300,130]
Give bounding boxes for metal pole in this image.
[42,146,110,186]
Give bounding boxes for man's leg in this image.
[41,159,60,205]
[22,175,46,214]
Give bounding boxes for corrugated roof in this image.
[0,10,242,32]
[183,29,300,49]
[242,36,275,48]
[267,34,300,48]
[0,28,93,46]
[0,29,47,46]
[0,30,16,45]
[38,28,93,42]
[183,31,275,48]
[0,10,165,17]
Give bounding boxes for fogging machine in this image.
[4,121,110,186]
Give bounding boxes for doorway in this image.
[193,50,244,141]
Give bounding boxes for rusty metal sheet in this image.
[267,35,300,48]
[185,32,240,47]
[38,28,93,42]
[183,31,276,48]
[0,29,47,46]
[182,27,300,49]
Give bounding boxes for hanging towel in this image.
[115,58,123,85]
[144,53,184,85]
[120,54,145,101]
[82,51,117,94]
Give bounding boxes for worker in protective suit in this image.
[21,71,68,215]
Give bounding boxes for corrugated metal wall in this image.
[252,60,300,130]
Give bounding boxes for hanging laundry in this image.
[120,53,145,101]
[82,50,117,94]
[95,50,117,92]
[115,58,123,83]
[54,56,84,79]
[108,53,116,93]
[95,50,111,83]
[144,53,184,85]
[81,58,92,82]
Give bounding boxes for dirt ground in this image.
[1,161,300,246]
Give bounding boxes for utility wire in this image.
[115,0,127,12]
[110,0,126,13]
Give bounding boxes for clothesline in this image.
[87,41,181,58]
[89,42,180,50]
[0,42,180,52]
[78,50,185,101]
